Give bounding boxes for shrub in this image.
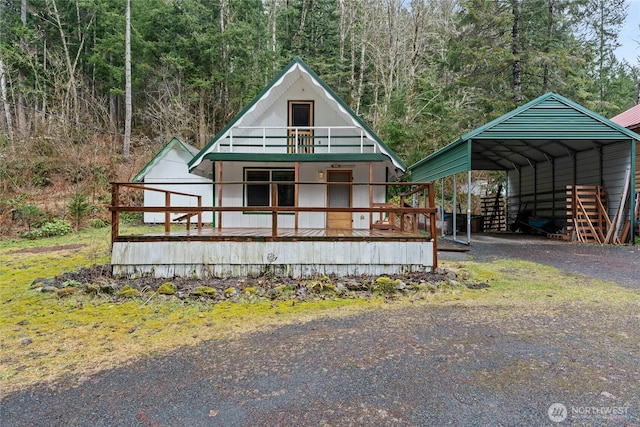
[68,193,91,231]
[5,196,45,231]
[90,218,110,228]
[120,212,142,225]
[22,218,72,239]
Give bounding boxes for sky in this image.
[615,0,640,65]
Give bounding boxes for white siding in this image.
[142,147,213,223]
[215,161,388,229]
[112,240,435,278]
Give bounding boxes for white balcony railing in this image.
[216,126,377,154]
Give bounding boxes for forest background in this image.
[0,0,638,237]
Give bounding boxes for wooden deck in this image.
[115,227,432,242]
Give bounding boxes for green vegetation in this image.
[1,229,639,398]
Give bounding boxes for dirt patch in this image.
[10,243,87,254]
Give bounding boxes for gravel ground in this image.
[2,234,640,427]
[439,233,640,290]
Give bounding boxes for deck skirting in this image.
[111,240,435,278]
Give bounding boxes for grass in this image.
[1,228,639,397]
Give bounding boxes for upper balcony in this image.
[215,126,378,155]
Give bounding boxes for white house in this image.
[111,57,438,278]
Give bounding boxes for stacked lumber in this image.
[481,190,506,232]
[566,185,610,243]
[566,168,631,244]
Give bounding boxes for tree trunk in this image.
[511,0,522,105]
[109,52,117,135]
[198,91,206,148]
[542,0,553,92]
[48,0,88,128]
[0,57,14,146]
[268,0,278,75]
[17,0,27,138]
[124,0,132,160]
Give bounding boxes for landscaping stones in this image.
[41,264,487,305]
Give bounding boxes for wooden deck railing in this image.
[110,181,438,245]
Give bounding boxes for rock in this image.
[224,287,239,297]
[158,282,177,295]
[192,286,216,297]
[21,338,33,346]
[395,281,406,290]
[600,391,616,399]
[118,285,139,298]
[84,283,100,294]
[335,283,347,294]
[31,278,56,289]
[266,288,280,299]
[57,287,76,297]
[40,286,58,292]
[100,283,119,294]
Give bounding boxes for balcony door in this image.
[326,170,352,229]
[288,101,314,153]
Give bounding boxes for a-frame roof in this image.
[189,57,405,175]
[132,137,199,182]
[409,92,640,182]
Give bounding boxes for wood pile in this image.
[566,167,631,244]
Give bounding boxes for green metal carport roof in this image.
[409,92,639,182]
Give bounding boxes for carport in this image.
[409,92,639,244]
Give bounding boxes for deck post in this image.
[197,196,202,231]
[429,182,438,269]
[111,183,119,245]
[217,161,223,230]
[369,162,374,229]
[271,183,278,237]
[294,162,299,231]
[164,192,171,233]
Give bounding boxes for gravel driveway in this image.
[439,233,639,290]
[2,234,639,426]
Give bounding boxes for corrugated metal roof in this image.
[611,103,640,129]
[409,92,640,178]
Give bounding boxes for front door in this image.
[288,101,314,153]
[327,170,352,229]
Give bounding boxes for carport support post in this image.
[441,177,445,237]
[453,174,457,241]
[467,169,472,244]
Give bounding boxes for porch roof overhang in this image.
[409,92,640,182]
[196,152,401,178]
[202,152,391,163]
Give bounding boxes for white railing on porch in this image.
[218,126,375,154]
